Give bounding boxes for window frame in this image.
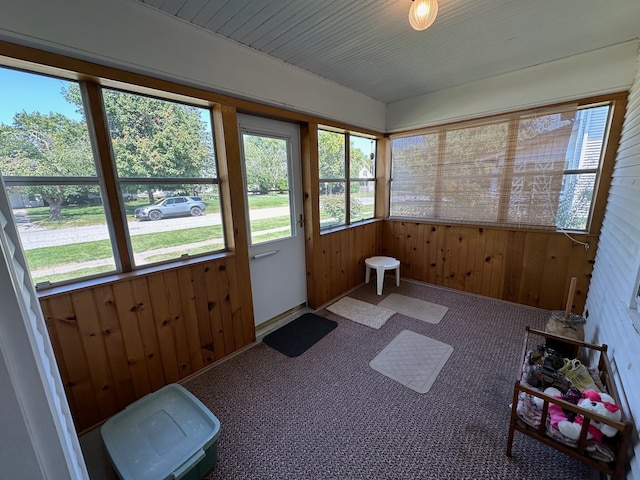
[388,98,618,234]
[0,67,227,290]
[318,127,377,231]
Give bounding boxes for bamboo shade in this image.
[390,103,610,231]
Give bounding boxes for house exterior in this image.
[0,1,639,478]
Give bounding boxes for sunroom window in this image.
[390,102,612,231]
[318,128,376,229]
[0,66,225,288]
[102,88,224,267]
[0,68,116,287]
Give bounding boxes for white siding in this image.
[0,182,89,479]
[585,48,640,480]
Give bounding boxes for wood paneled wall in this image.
[309,222,382,307]
[381,220,597,312]
[39,255,253,432]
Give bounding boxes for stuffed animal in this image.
[534,387,621,442]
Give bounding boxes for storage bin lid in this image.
[101,384,220,480]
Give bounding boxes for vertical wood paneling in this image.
[176,267,205,372]
[189,264,215,365]
[480,228,496,297]
[491,230,507,298]
[39,299,79,421]
[110,281,153,399]
[443,227,458,288]
[147,273,180,384]
[503,230,525,303]
[70,290,119,419]
[164,269,192,376]
[216,105,255,346]
[381,221,597,312]
[470,228,486,295]
[130,277,167,390]
[44,295,101,430]
[202,265,227,362]
[454,227,468,291]
[213,260,237,356]
[224,260,248,353]
[38,256,253,432]
[92,285,137,410]
[311,221,382,306]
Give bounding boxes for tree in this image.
[242,135,288,194]
[64,85,214,204]
[318,130,345,195]
[0,111,94,219]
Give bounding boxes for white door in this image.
[237,114,307,326]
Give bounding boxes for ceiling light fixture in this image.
[408,0,438,31]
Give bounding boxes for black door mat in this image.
[262,313,337,357]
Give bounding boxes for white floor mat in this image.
[326,296,396,330]
[369,330,453,393]
[378,293,448,324]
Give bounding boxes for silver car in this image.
[134,196,206,221]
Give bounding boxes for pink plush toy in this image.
[536,387,621,442]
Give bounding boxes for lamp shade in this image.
[409,0,438,31]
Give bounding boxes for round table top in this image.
[365,256,400,267]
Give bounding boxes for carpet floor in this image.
[185,280,593,480]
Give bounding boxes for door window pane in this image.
[242,133,293,245]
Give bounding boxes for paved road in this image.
[18,206,290,249]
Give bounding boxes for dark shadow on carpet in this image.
[262,313,337,357]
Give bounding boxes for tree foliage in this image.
[0,111,95,219]
[64,85,214,203]
[243,135,288,193]
[0,84,216,218]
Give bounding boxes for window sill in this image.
[320,218,381,235]
[622,302,640,336]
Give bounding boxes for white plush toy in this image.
[572,389,622,439]
[536,388,622,442]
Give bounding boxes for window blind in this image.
[390,103,610,231]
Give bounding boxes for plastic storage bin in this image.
[101,384,220,480]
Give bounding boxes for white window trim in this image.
[0,177,89,479]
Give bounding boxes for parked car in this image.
[134,196,206,221]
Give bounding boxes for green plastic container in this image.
[101,384,220,480]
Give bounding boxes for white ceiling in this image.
[133,0,640,104]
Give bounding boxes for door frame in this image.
[237,114,307,326]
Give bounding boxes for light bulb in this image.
[409,0,438,31]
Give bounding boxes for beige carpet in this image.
[369,330,453,393]
[326,296,396,329]
[378,293,448,324]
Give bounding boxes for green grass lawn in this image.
[25,215,291,275]
[23,193,290,229]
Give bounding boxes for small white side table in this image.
[365,256,400,295]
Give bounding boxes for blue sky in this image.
[0,67,82,125]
